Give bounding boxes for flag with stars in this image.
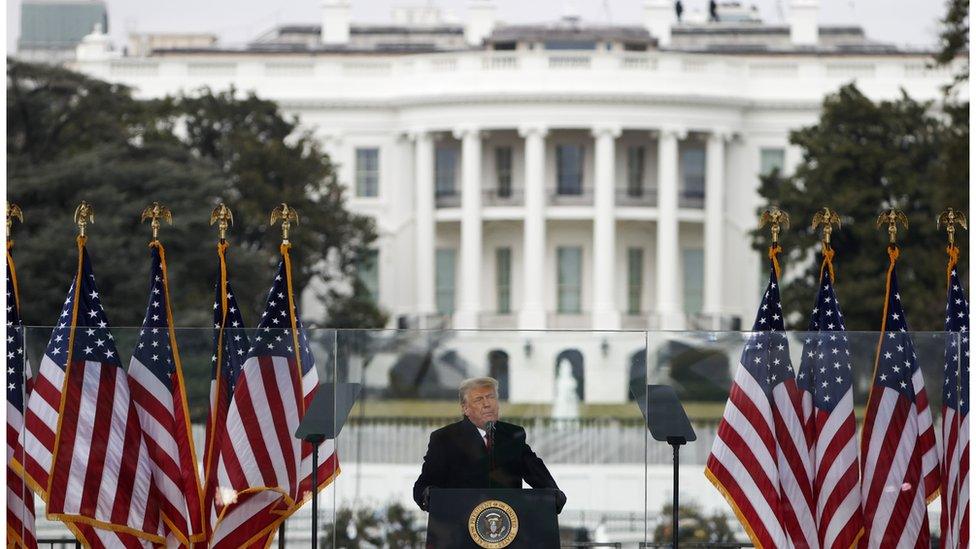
[796,262,864,548]
[210,246,338,548]
[202,242,250,540]
[940,257,969,549]
[706,251,816,549]
[126,242,204,546]
[859,249,939,547]
[16,237,163,545]
[6,245,37,549]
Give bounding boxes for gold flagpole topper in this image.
[7,203,23,240]
[811,207,841,251]
[74,201,94,237]
[140,202,173,242]
[937,207,967,247]
[876,209,908,245]
[759,206,790,244]
[270,203,299,245]
[210,203,234,242]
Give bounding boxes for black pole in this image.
[311,436,323,549]
[278,521,286,549]
[672,443,679,549]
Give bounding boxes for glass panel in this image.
[557,246,582,314]
[358,248,379,299]
[682,248,704,315]
[627,145,645,197]
[495,146,512,198]
[435,146,457,197]
[627,247,644,315]
[681,146,705,200]
[495,247,512,314]
[760,147,785,177]
[556,144,584,195]
[354,147,379,197]
[435,248,456,315]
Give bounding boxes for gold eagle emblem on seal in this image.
[468,499,519,548]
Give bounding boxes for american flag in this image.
[7,246,37,549]
[17,238,162,546]
[796,265,864,548]
[706,254,816,548]
[940,260,969,548]
[126,242,204,545]
[210,247,338,548]
[860,251,939,547]
[202,242,250,540]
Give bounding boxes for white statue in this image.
[551,358,580,419]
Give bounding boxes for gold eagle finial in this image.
[876,209,908,245]
[73,201,94,238]
[270,203,299,245]
[937,208,967,247]
[140,201,173,242]
[210,203,234,242]
[811,207,841,248]
[7,203,23,239]
[759,207,790,244]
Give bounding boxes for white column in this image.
[592,125,622,330]
[412,130,436,323]
[518,125,548,330]
[454,127,483,329]
[703,129,729,327]
[655,126,685,330]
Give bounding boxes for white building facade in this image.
[68,0,959,333]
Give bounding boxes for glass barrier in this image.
[12,328,963,548]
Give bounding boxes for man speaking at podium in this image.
[413,377,567,513]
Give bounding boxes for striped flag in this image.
[7,243,37,549]
[796,258,864,548]
[940,252,969,548]
[202,241,250,539]
[860,247,939,547]
[15,237,163,546]
[706,248,817,548]
[126,241,204,545]
[210,245,339,548]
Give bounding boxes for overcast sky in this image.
[6,0,947,52]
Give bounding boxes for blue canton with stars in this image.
[211,256,250,394]
[132,246,176,390]
[797,268,853,412]
[944,266,969,417]
[740,259,796,397]
[874,265,919,400]
[247,258,315,375]
[7,259,28,411]
[46,246,122,370]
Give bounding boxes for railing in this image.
[434,190,460,208]
[616,188,657,207]
[678,189,705,209]
[37,541,81,549]
[548,187,593,206]
[483,188,524,206]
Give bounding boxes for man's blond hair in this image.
[459,377,499,404]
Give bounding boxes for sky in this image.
[6,0,947,52]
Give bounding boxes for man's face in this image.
[462,385,499,428]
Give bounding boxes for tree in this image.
[7,61,385,331]
[752,84,968,331]
[934,0,969,91]
[651,501,736,543]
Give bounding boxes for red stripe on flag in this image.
[79,364,117,516]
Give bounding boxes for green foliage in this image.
[323,502,424,548]
[752,84,969,331]
[7,60,385,331]
[651,501,736,543]
[934,0,969,90]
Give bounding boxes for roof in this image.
[487,23,654,44]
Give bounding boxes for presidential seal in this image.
[468,499,519,548]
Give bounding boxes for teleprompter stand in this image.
[294,382,362,549]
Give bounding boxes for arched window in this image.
[554,349,585,401]
[487,349,510,400]
[628,348,647,401]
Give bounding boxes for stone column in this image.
[412,130,436,324]
[454,126,483,329]
[703,129,730,328]
[592,125,622,330]
[518,125,548,330]
[655,126,686,330]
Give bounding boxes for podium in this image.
[426,488,560,549]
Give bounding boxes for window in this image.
[493,41,516,51]
[626,146,645,196]
[682,249,704,315]
[760,148,786,177]
[627,248,643,314]
[435,248,456,315]
[495,147,513,198]
[358,249,379,299]
[496,247,512,314]
[435,146,458,197]
[556,144,584,195]
[544,40,596,50]
[355,147,379,197]
[557,246,582,314]
[681,147,706,200]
